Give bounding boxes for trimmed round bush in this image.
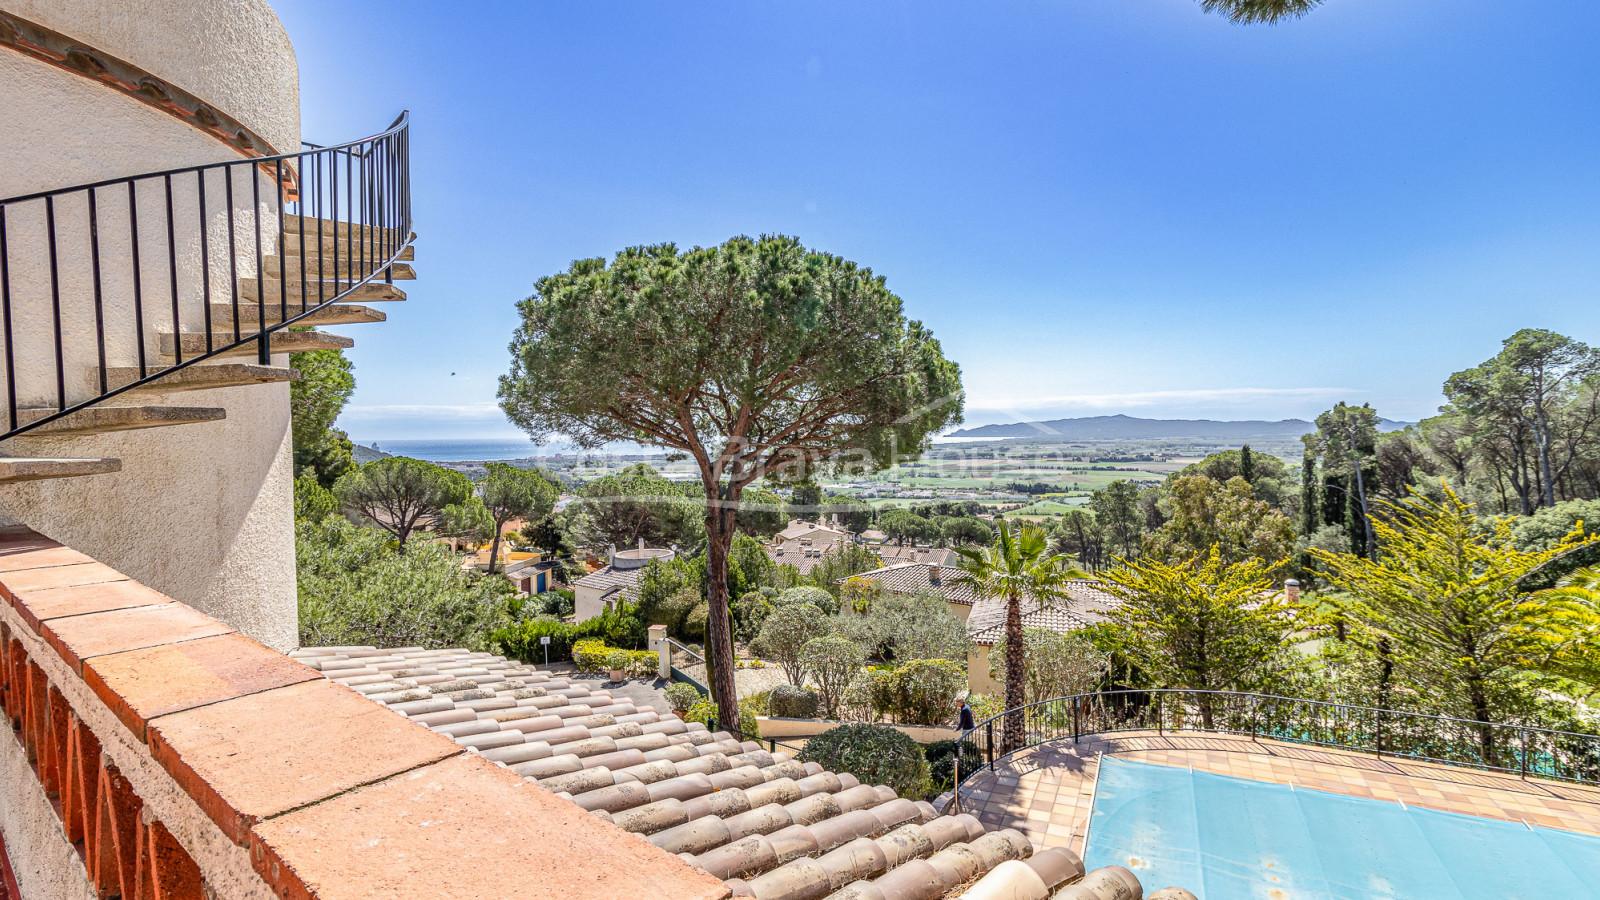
[663,682,702,713]
[776,585,838,614]
[797,723,931,800]
[769,684,821,719]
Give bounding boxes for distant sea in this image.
[358,438,654,462]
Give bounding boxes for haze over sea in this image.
[361,438,655,462]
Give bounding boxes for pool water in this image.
[1082,757,1600,899]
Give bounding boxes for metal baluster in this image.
[198,171,213,354]
[225,166,240,345]
[128,181,147,378]
[253,162,268,363]
[88,187,107,394]
[165,175,183,365]
[45,196,65,411]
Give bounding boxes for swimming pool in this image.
[1082,756,1600,899]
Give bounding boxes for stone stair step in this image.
[240,278,406,304]
[266,255,415,280]
[110,363,298,394]
[280,241,413,262]
[13,405,225,435]
[282,216,407,240]
[0,457,121,482]
[207,302,386,327]
[160,330,353,360]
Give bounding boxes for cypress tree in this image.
[1299,449,1319,535]
[1240,444,1256,484]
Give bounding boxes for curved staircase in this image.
[0,114,413,482]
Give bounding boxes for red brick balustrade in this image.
[0,527,730,900]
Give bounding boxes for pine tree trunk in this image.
[1002,589,1026,754]
[703,500,740,729]
[487,528,503,575]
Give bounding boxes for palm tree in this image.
[952,521,1090,753]
[1201,0,1325,23]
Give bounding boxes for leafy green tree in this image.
[1522,567,1600,695]
[1510,499,1600,590]
[335,457,473,553]
[736,488,787,539]
[571,463,703,553]
[297,517,516,649]
[879,508,936,546]
[1090,481,1143,558]
[1305,402,1381,557]
[1312,486,1599,758]
[1444,330,1600,512]
[941,516,994,546]
[1100,549,1298,728]
[500,236,963,724]
[752,603,835,684]
[1144,475,1295,574]
[290,348,355,487]
[522,513,572,558]
[820,495,874,533]
[294,473,336,523]
[952,522,1089,751]
[800,635,866,718]
[788,483,823,520]
[1052,509,1106,570]
[805,544,884,595]
[883,659,967,726]
[479,464,559,574]
[439,497,495,546]
[836,588,970,663]
[988,628,1110,705]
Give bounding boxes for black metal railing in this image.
[0,112,411,439]
[663,637,709,693]
[952,689,1600,805]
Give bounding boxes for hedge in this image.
[491,607,644,664]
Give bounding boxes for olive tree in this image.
[800,635,866,718]
[500,235,963,722]
[752,603,835,685]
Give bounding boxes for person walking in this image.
[956,697,976,734]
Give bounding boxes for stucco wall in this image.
[0,11,301,649]
[967,645,1001,697]
[0,375,298,650]
[1,0,299,154]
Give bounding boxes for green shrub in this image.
[492,606,647,666]
[572,639,611,672]
[840,668,895,722]
[923,739,984,793]
[605,650,633,672]
[769,684,821,718]
[883,659,967,726]
[797,724,930,799]
[800,636,866,718]
[776,586,837,614]
[685,697,761,739]
[664,682,703,712]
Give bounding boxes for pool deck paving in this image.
[955,730,1600,854]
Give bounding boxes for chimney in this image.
[928,563,941,587]
[637,537,645,552]
[608,543,616,567]
[1285,578,1300,605]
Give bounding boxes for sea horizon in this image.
[354,437,661,463]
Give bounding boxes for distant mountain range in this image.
[946,414,1409,441]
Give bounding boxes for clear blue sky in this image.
[275,0,1600,441]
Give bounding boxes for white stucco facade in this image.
[0,0,303,649]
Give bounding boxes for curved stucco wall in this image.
[2,0,299,153]
[0,2,302,649]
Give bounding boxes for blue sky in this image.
[276,0,1600,442]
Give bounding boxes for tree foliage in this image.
[1199,0,1325,25]
[1100,548,1298,726]
[1312,485,1599,751]
[835,588,970,664]
[988,628,1110,706]
[500,235,963,724]
[479,463,559,573]
[752,603,835,684]
[800,635,866,718]
[1522,567,1600,695]
[1144,475,1295,575]
[1090,480,1144,559]
[290,348,356,487]
[334,457,473,552]
[297,517,516,650]
[567,463,703,554]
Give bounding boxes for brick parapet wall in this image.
[0,527,729,900]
